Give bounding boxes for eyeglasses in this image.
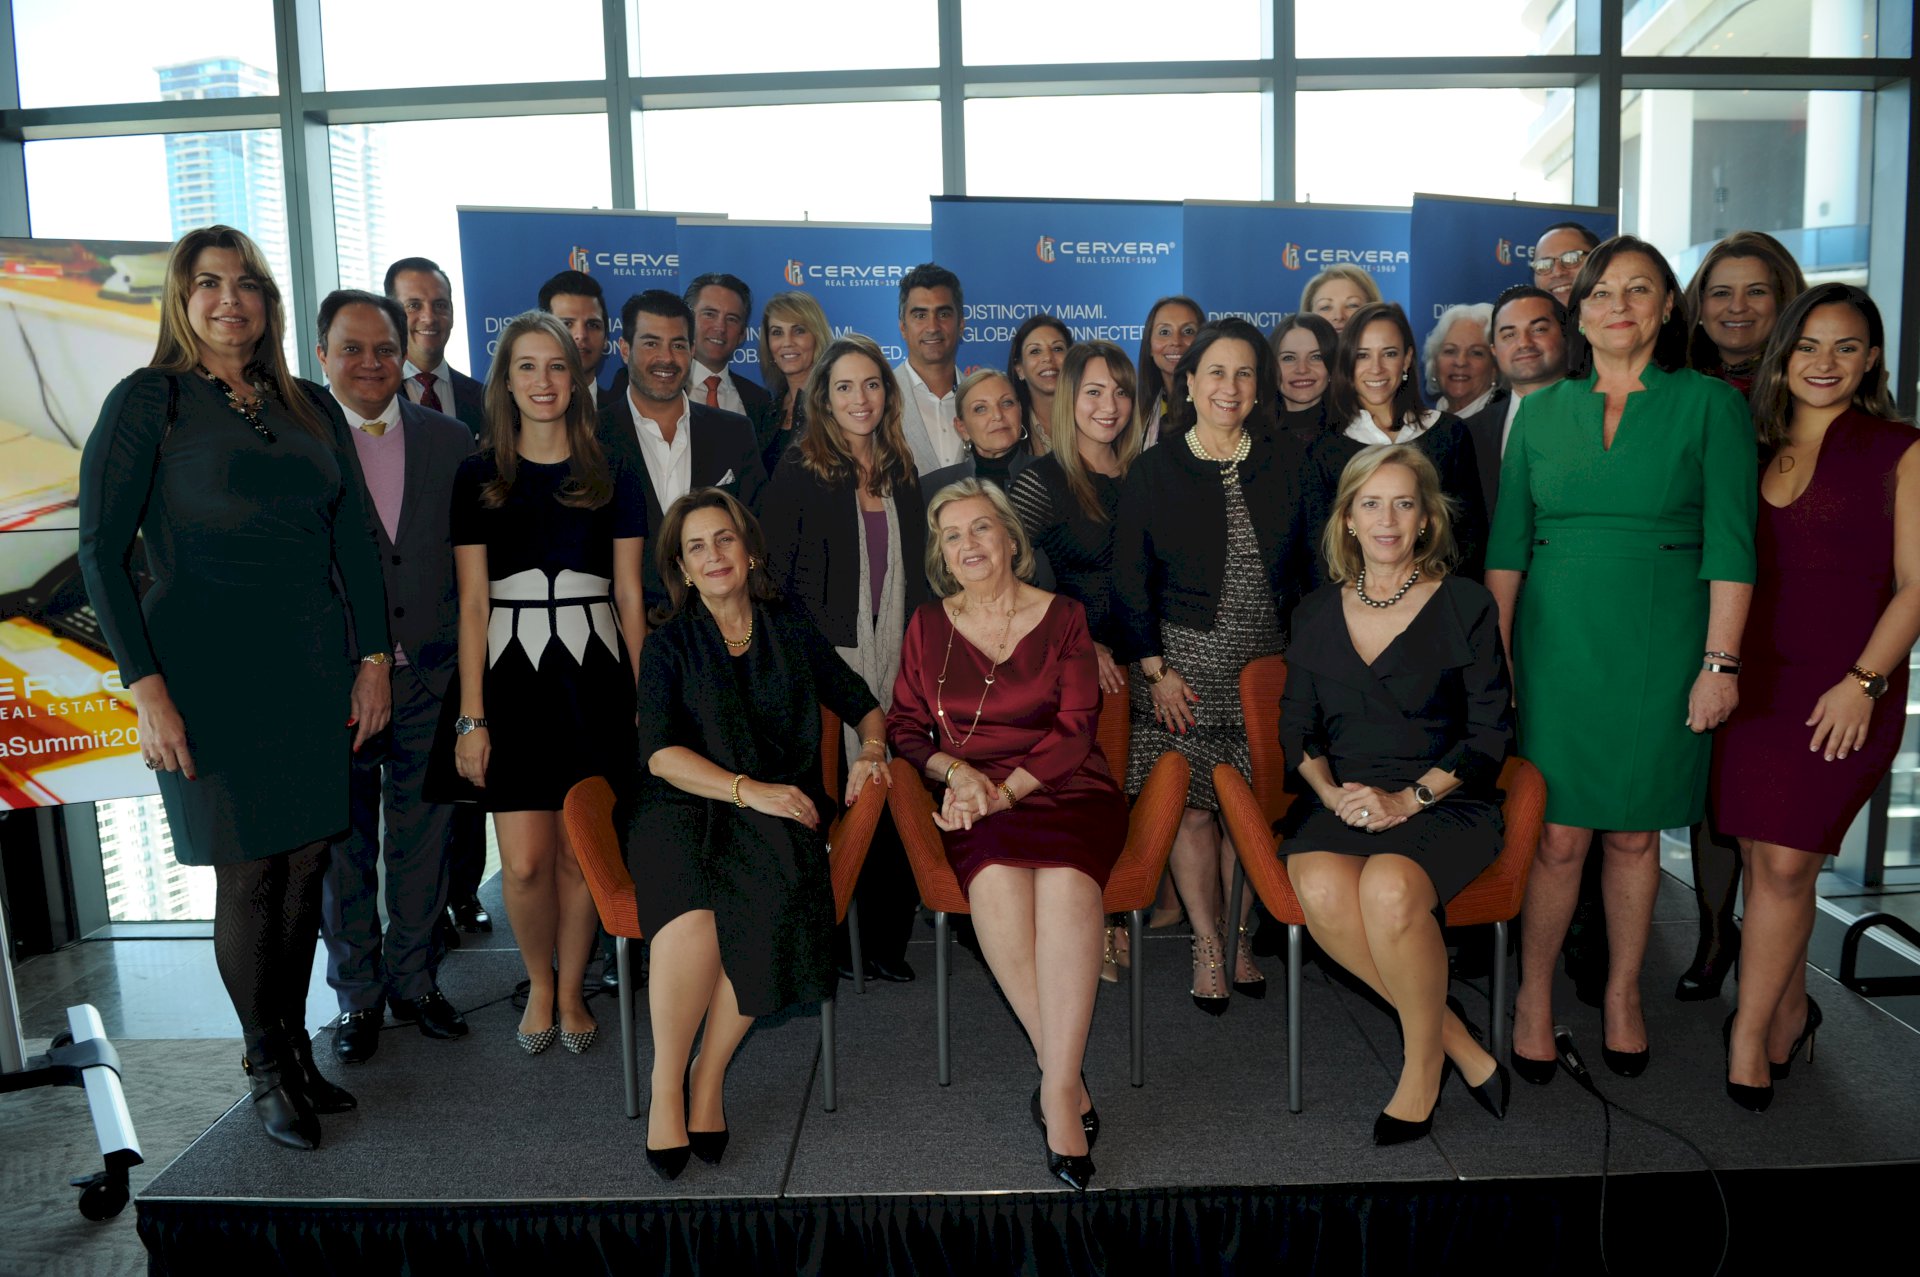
[1532,250,1588,276]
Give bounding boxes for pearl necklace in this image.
[1355,565,1420,609]
[935,599,1017,748]
[1185,425,1252,476]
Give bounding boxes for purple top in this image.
[862,508,890,617]
[348,415,410,665]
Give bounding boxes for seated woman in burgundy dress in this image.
[888,478,1128,1192]
[1710,284,1920,1113]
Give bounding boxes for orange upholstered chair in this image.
[888,668,1189,1087]
[1215,752,1546,1113]
[561,705,887,1117]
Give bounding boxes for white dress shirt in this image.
[331,387,402,436]
[1444,386,1497,420]
[893,361,963,474]
[402,359,456,413]
[691,359,746,417]
[628,390,694,513]
[1345,408,1442,446]
[1500,390,1527,459]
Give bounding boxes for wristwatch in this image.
[1848,665,1889,701]
[1413,783,1438,809]
[360,652,391,666]
[454,715,489,735]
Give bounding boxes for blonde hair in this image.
[153,224,327,439]
[923,478,1038,597]
[760,290,832,402]
[1300,264,1383,315]
[1048,341,1142,523]
[1319,444,1458,585]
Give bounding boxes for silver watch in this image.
[454,715,488,736]
[1413,783,1437,808]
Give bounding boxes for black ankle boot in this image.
[282,1023,357,1114]
[243,1033,322,1150]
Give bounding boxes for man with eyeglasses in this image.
[1530,222,1600,309]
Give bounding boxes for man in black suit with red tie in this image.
[683,272,772,423]
[386,256,486,439]
[386,254,490,936]
[601,289,768,613]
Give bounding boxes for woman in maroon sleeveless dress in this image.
[1710,284,1920,1113]
[889,478,1129,1192]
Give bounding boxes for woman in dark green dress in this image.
[1486,236,1756,1084]
[78,225,392,1151]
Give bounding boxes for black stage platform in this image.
[135,876,1920,1274]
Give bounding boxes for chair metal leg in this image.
[821,995,837,1112]
[935,911,952,1087]
[1490,919,1509,1066]
[1287,924,1304,1114]
[617,937,639,1119]
[1129,908,1145,1087]
[848,898,866,996]
[1225,862,1247,970]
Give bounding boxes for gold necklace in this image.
[716,609,753,650]
[934,599,1017,748]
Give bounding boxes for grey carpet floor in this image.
[133,874,1920,1207]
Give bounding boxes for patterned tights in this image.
[211,841,329,1041]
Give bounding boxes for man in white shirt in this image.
[384,255,486,439]
[539,269,610,408]
[1463,283,1569,511]
[683,271,771,423]
[892,263,966,475]
[601,289,767,611]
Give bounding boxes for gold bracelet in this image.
[861,737,886,753]
[731,773,748,808]
[943,759,964,786]
[997,781,1018,808]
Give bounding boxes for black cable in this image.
[9,304,79,448]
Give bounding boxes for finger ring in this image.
[1357,808,1370,821]
[143,756,159,770]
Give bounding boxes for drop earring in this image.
[748,556,757,569]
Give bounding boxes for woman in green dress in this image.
[1485,235,1756,1083]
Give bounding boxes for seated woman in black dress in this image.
[1280,444,1511,1145]
[888,479,1129,1192]
[451,312,647,1057]
[629,489,888,1179]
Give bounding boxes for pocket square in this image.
[718,468,736,485]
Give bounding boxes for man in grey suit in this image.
[317,289,475,1064]
[892,262,966,476]
[1462,283,1568,516]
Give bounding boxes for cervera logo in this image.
[1043,234,1176,266]
[784,259,805,286]
[786,260,909,289]
[1035,236,1056,264]
[1495,238,1513,266]
[564,245,677,278]
[1281,242,1303,270]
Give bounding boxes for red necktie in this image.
[416,371,443,413]
[703,375,721,408]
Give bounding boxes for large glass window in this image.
[966,93,1262,201]
[1626,0,1877,58]
[319,0,605,90]
[96,797,215,922]
[963,0,1262,66]
[1620,89,1872,288]
[327,115,613,370]
[1296,0,1562,58]
[10,0,279,109]
[1296,89,1574,205]
[637,102,942,224]
[631,0,936,76]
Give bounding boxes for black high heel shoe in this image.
[1509,1050,1556,1085]
[646,1143,692,1180]
[1458,1060,1510,1120]
[1373,1067,1446,1146]
[1601,1044,1650,1078]
[1044,1136,1096,1191]
[1189,930,1229,1016]
[1231,925,1267,999]
[1722,1012,1773,1113]
[688,1127,730,1164]
[1675,928,1741,1002]
[1030,1082,1100,1151]
[1770,997,1821,1081]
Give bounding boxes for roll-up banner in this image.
[1407,194,1617,330]
[1182,202,1412,328]
[673,219,932,375]
[930,196,1182,375]
[454,206,682,388]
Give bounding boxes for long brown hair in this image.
[798,334,916,498]
[1748,283,1903,457]
[1683,230,1808,372]
[1049,341,1142,523]
[1327,302,1425,431]
[152,224,328,439]
[479,311,612,510]
[650,487,781,626]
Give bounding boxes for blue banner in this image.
[454,206,680,387]
[673,219,932,375]
[930,196,1183,375]
[1182,202,1411,330]
[1407,194,1617,332]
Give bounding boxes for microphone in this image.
[1554,1024,1601,1096]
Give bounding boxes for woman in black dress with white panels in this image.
[451,311,647,1055]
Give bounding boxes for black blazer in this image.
[1308,413,1490,583]
[336,398,472,698]
[596,396,770,612]
[730,368,772,420]
[449,369,486,439]
[759,451,930,648]
[1111,428,1313,664]
[1459,387,1511,516]
[753,389,807,479]
[1279,576,1511,798]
